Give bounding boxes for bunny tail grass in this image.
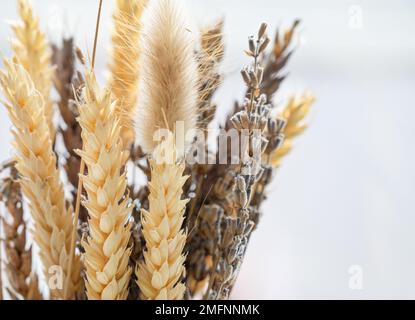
[136,0,198,156]
[0,61,81,299]
[109,0,147,149]
[76,71,133,300]
[135,133,188,300]
[11,0,55,139]
[271,92,315,167]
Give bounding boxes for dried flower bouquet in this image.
[0,0,314,300]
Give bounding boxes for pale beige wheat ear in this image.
[109,0,147,149]
[271,92,315,167]
[11,0,55,139]
[76,70,133,300]
[135,133,189,300]
[136,0,198,156]
[0,61,81,299]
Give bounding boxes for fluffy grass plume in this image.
[136,134,189,300]
[271,92,315,167]
[77,71,133,300]
[136,0,198,156]
[11,0,55,138]
[0,61,81,299]
[109,0,147,149]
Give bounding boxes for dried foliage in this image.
[0,0,313,301]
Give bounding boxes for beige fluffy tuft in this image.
[109,0,147,149]
[136,0,198,155]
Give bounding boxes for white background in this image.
[0,0,414,299]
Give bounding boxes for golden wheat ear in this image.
[76,70,133,300]
[135,0,198,157]
[109,0,147,149]
[0,60,81,299]
[271,92,315,167]
[11,0,55,139]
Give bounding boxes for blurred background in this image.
[0,0,414,299]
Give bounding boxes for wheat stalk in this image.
[196,19,224,131]
[11,0,55,139]
[271,92,314,167]
[52,39,89,223]
[0,60,81,299]
[0,162,42,300]
[135,134,189,300]
[76,70,133,300]
[136,0,198,156]
[109,0,147,149]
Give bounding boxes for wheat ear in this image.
[136,0,198,156]
[76,71,133,300]
[271,92,315,167]
[135,134,189,300]
[11,0,55,139]
[0,162,42,300]
[196,19,224,131]
[109,0,147,149]
[0,61,81,299]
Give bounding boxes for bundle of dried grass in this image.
[77,71,133,300]
[0,0,314,301]
[0,61,81,299]
[109,0,147,149]
[11,0,55,139]
[0,161,42,300]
